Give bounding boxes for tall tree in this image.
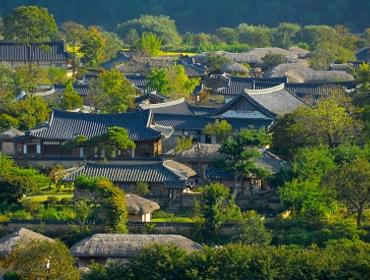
[219,129,271,191]
[4,6,58,43]
[196,183,241,243]
[138,32,162,56]
[89,69,136,113]
[80,26,106,68]
[60,81,83,110]
[322,159,370,226]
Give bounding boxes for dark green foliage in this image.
[261,52,287,71]
[0,154,50,203]
[195,183,241,244]
[1,1,369,33]
[74,176,128,233]
[4,5,58,43]
[83,241,370,280]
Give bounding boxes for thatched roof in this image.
[194,48,299,65]
[265,63,354,83]
[221,62,249,74]
[163,160,197,177]
[126,193,160,215]
[70,234,202,258]
[0,228,54,258]
[0,128,24,140]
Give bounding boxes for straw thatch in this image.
[0,228,54,258]
[0,128,24,140]
[70,234,202,258]
[265,63,354,83]
[194,48,300,65]
[221,62,249,74]
[163,160,197,177]
[126,193,160,215]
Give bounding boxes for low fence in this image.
[0,220,237,235]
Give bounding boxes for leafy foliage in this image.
[5,240,79,280]
[89,69,136,113]
[4,5,58,43]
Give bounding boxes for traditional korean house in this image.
[70,234,201,268]
[0,41,70,68]
[356,47,370,63]
[203,74,288,102]
[182,144,285,197]
[14,110,173,163]
[64,160,196,202]
[215,84,305,119]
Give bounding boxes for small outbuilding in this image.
[126,193,160,222]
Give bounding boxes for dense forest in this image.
[1,0,370,32]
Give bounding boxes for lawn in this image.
[23,193,74,203]
[151,217,194,223]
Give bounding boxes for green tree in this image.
[8,96,50,130]
[147,68,170,94]
[147,65,198,99]
[175,136,193,154]
[117,15,181,46]
[75,176,128,232]
[127,245,187,280]
[262,52,288,71]
[196,183,241,243]
[101,31,124,60]
[60,81,83,110]
[203,119,232,143]
[279,179,336,218]
[291,146,336,181]
[87,126,136,157]
[219,129,271,190]
[6,240,79,280]
[322,159,370,226]
[0,114,19,131]
[0,164,50,204]
[131,181,150,196]
[4,6,58,43]
[237,24,272,47]
[89,69,136,113]
[232,211,272,245]
[206,53,232,73]
[14,64,48,94]
[138,32,162,56]
[272,23,301,49]
[80,26,106,68]
[61,21,88,47]
[215,27,239,44]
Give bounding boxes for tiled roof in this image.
[54,84,91,97]
[63,161,187,185]
[29,110,161,141]
[206,75,288,96]
[154,114,211,130]
[0,41,69,62]
[101,52,130,69]
[356,47,370,62]
[183,64,207,77]
[135,92,169,104]
[244,84,305,117]
[139,99,195,115]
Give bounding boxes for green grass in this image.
[151,217,194,223]
[23,193,73,203]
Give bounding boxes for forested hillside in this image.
[1,0,370,32]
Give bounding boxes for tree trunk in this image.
[356,210,362,227]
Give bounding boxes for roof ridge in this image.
[245,83,285,95]
[140,98,185,109]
